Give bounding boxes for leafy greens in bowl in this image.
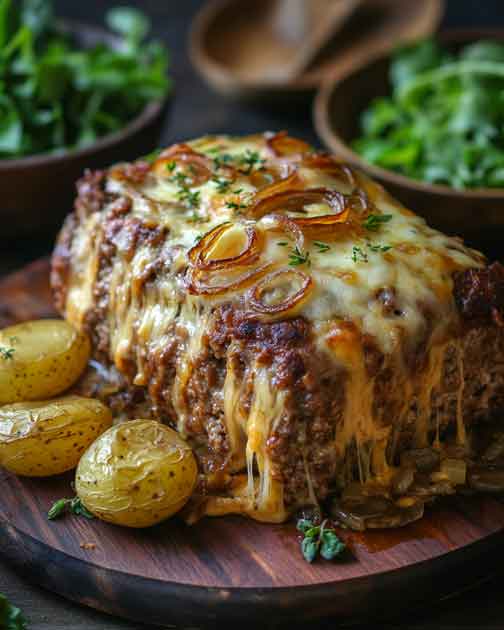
[0,0,171,159]
[353,38,504,190]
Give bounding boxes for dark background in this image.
[3,0,504,277]
[2,1,504,628]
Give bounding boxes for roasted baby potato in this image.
[0,319,90,405]
[76,420,198,527]
[0,395,112,477]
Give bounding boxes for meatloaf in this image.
[51,132,504,524]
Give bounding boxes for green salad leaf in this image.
[0,0,170,159]
[0,593,27,629]
[353,38,504,189]
[296,517,346,563]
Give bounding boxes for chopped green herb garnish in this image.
[362,214,392,231]
[179,189,200,208]
[297,517,346,563]
[212,176,232,194]
[166,161,177,172]
[351,246,368,263]
[0,347,15,360]
[188,210,205,223]
[232,188,244,194]
[367,242,392,253]
[0,592,27,630]
[314,241,331,253]
[238,149,266,175]
[226,201,248,211]
[288,246,311,267]
[277,241,289,247]
[213,153,234,170]
[48,497,94,521]
[194,234,203,243]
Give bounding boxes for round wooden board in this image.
[1,259,504,628]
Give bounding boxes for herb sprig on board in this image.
[0,0,170,159]
[353,38,504,189]
[48,496,94,521]
[0,592,27,629]
[297,518,346,563]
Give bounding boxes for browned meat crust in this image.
[453,262,504,325]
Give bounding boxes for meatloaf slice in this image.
[51,132,504,523]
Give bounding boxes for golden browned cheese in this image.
[53,132,488,522]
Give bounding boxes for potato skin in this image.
[76,420,198,528]
[0,395,112,477]
[0,319,91,405]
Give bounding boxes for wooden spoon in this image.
[190,0,445,97]
[255,0,363,82]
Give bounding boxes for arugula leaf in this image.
[0,592,27,629]
[354,38,504,189]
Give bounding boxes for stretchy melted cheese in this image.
[54,132,489,523]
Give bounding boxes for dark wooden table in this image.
[2,1,504,627]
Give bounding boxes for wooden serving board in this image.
[1,259,504,628]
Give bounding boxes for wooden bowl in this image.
[0,21,170,237]
[314,30,504,243]
[190,0,444,98]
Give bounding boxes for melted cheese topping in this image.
[62,133,485,522]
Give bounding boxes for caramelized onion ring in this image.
[250,187,346,221]
[248,269,313,316]
[266,131,311,158]
[261,214,306,254]
[253,171,304,203]
[187,222,261,271]
[154,143,227,185]
[303,154,356,189]
[186,263,275,296]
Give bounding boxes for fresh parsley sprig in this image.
[297,518,346,563]
[48,497,94,521]
[0,593,27,630]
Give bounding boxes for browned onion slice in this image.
[187,222,262,271]
[253,171,304,203]
[250,187,346,221]
[261,214,306,254]
[186,263,275,296]
[154,143,231,185]
[248,269,313,316]
[266,131,311,158]
[303,154,357,189]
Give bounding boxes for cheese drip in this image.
[202,367,288,523]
